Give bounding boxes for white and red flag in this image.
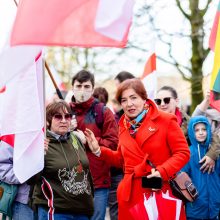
[11,0,134,48]
[0,51,44,183]
[141,52,157,100]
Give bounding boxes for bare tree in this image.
[128,0,215,112]
[45,0,216,112]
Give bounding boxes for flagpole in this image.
[45,62,64,99]
[12,0,64,100]
[13,0,18,6]
[42,58,47,140]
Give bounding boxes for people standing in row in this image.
[32,100,94,220]
[70,70,118,220]
[84,78,190,220]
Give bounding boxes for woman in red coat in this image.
[85,79,190,220]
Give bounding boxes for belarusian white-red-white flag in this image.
[0,52,44,183]
[141,52,157,100]
[11,0,134,48]
[0,43,42,88]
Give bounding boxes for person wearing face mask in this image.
[155,86,219,174]
[69,70,119,220]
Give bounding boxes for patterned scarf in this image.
[124,102,149,137]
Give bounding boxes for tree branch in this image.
[200,0,212,16]
[176,0,191,20]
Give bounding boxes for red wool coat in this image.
[100,99,190,220]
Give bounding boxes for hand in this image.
[147,169,162,179]
[44,138,49,154]
[70,115,77,131]
[198,90,210,112]
[199,156,215,174]
[146,169,162,191]
[84,128,100,154]
[204,90,210,103]
[73,129,87,144]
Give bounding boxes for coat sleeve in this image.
[100,144,123,168]
[156,116,190,180]
[97,107,118,150]
[0,143,20,184]
[206,133,220,160]
[181,160,191,176]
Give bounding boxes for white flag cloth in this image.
[0,45,42,88]
[95,0,134,41]
[0,53,44,183]
[141,52,157,100]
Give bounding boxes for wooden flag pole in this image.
[44,62,64,99]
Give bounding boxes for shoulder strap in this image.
[91,100,105,129]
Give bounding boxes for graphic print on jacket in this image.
[58,168,92,195]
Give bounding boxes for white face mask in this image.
[73,90,93,103]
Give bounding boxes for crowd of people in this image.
[0,69,220,220]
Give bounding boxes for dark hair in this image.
[46,100,71,130]
[114,71,135,83]
[116,78,148,103]
[93,87,109,105]
[157,86,178,99]
[72,70,95,88]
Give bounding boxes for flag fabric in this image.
[209,1,220,51]
[210,91,220,111]
[141,52,157,100]
[0,44,42,88]
[209,2,220,112]
[129,191,182,220]
[11,0,134,48]
[0,53,44,183]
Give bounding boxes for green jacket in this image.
[33,132,94,216]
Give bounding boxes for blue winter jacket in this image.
[182,116,220,219]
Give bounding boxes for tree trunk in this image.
[189,0,205,112]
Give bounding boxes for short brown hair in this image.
[46,100,72,129]
[93,87,109,105]
[115,78,148,103]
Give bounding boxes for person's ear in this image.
[175,98,180,107]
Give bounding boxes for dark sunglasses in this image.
[53,113,72,121]
[154,97,172,105]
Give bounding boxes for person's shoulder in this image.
[157,110,177,121]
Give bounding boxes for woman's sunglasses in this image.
[53,113,72,121]
[154,97,172,105]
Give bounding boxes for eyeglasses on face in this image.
[53,113,72,121]
[154,97,172,105]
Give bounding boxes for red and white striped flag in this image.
[141,52,157,100]
[11,0,134,48]
[0,52,44,183]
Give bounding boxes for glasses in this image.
[154,97,172,105]
[53,113,72,121]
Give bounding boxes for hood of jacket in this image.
[188,115,212,150]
